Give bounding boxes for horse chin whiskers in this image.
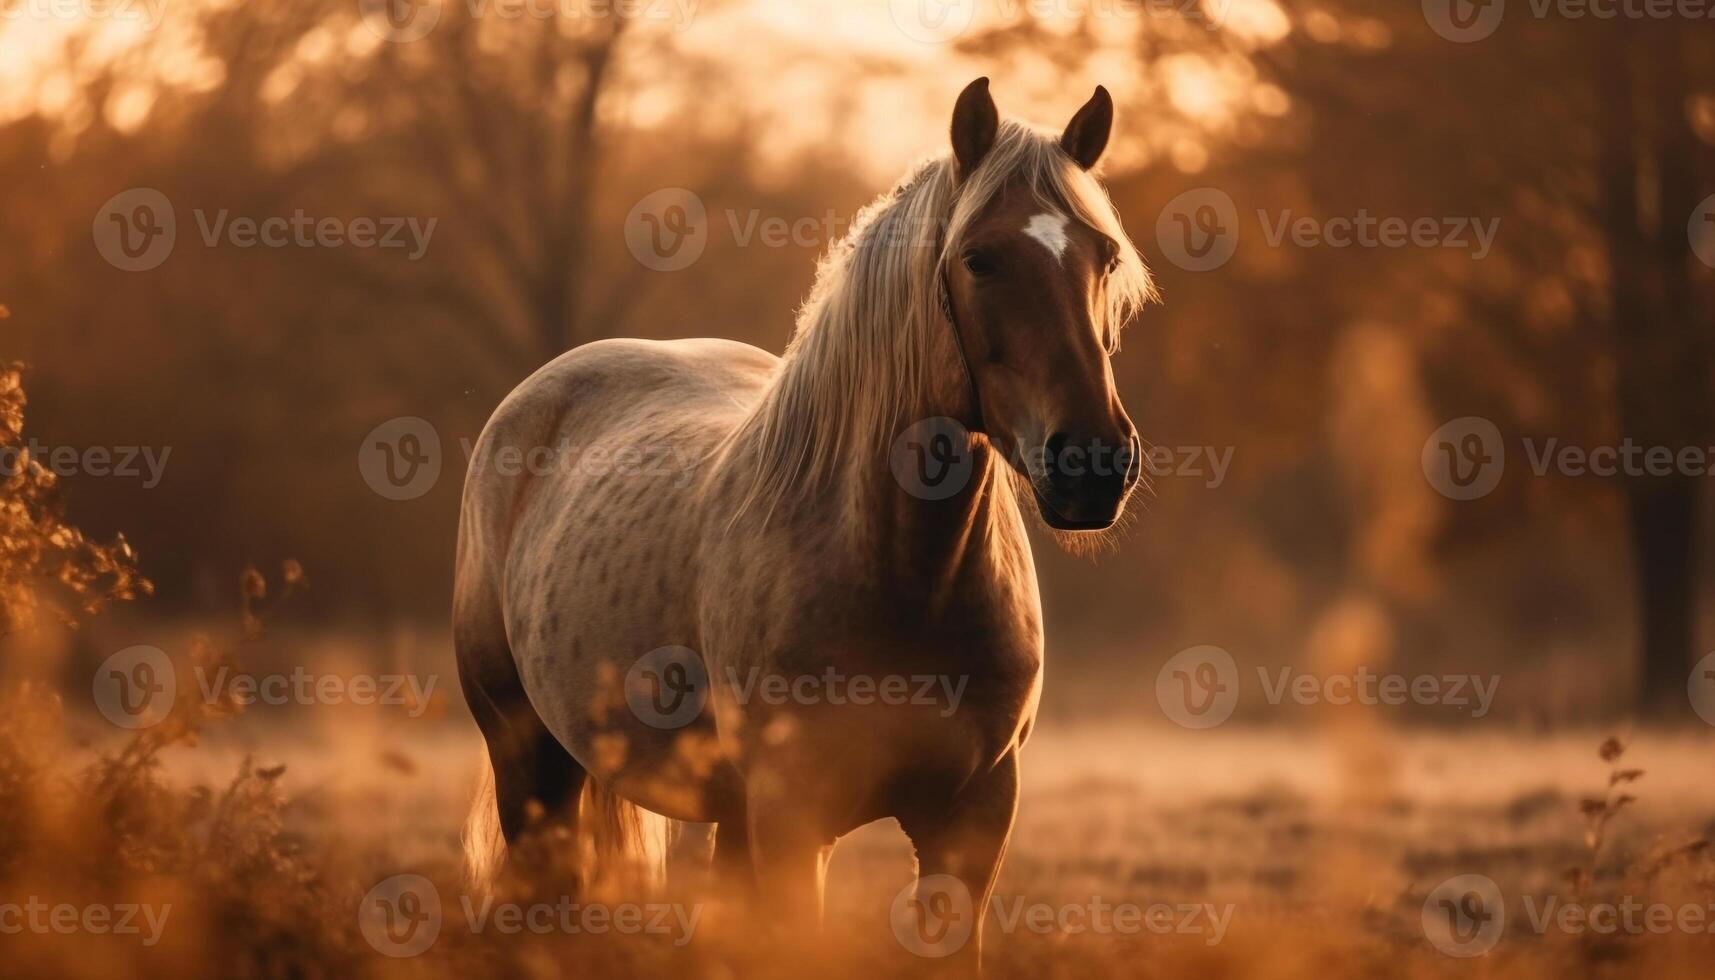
[1046,508,1134,559]
[1008,466,1137,558]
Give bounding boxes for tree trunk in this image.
[1627,475,1701,713]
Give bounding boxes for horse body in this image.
[457,331,1043,837]
[457,78,1155,968]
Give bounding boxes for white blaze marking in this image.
[1023,211,1072,264]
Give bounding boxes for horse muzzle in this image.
[1029,431,1140,530]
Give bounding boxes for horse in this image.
[454,76,1156,968]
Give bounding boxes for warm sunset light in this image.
[1,2,1713,978]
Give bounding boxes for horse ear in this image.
[951,77,999,181]
[1060,85,1113,170]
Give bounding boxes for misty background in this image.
[2,0,1712,725]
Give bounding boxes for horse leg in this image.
[898,750,1020,973]
[746,786,835,934]
[712,813,757,897]
[456,610,587,881]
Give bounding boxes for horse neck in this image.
[737,297,1019,598]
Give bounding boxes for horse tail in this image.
[580,778,677,891]
[462,754,506,892]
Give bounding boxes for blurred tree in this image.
[1253,5,1714,713]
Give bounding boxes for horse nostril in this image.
[1042,432,1076,486]
[1118,436,1141,488]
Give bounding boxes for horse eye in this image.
[962,249,997,278]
